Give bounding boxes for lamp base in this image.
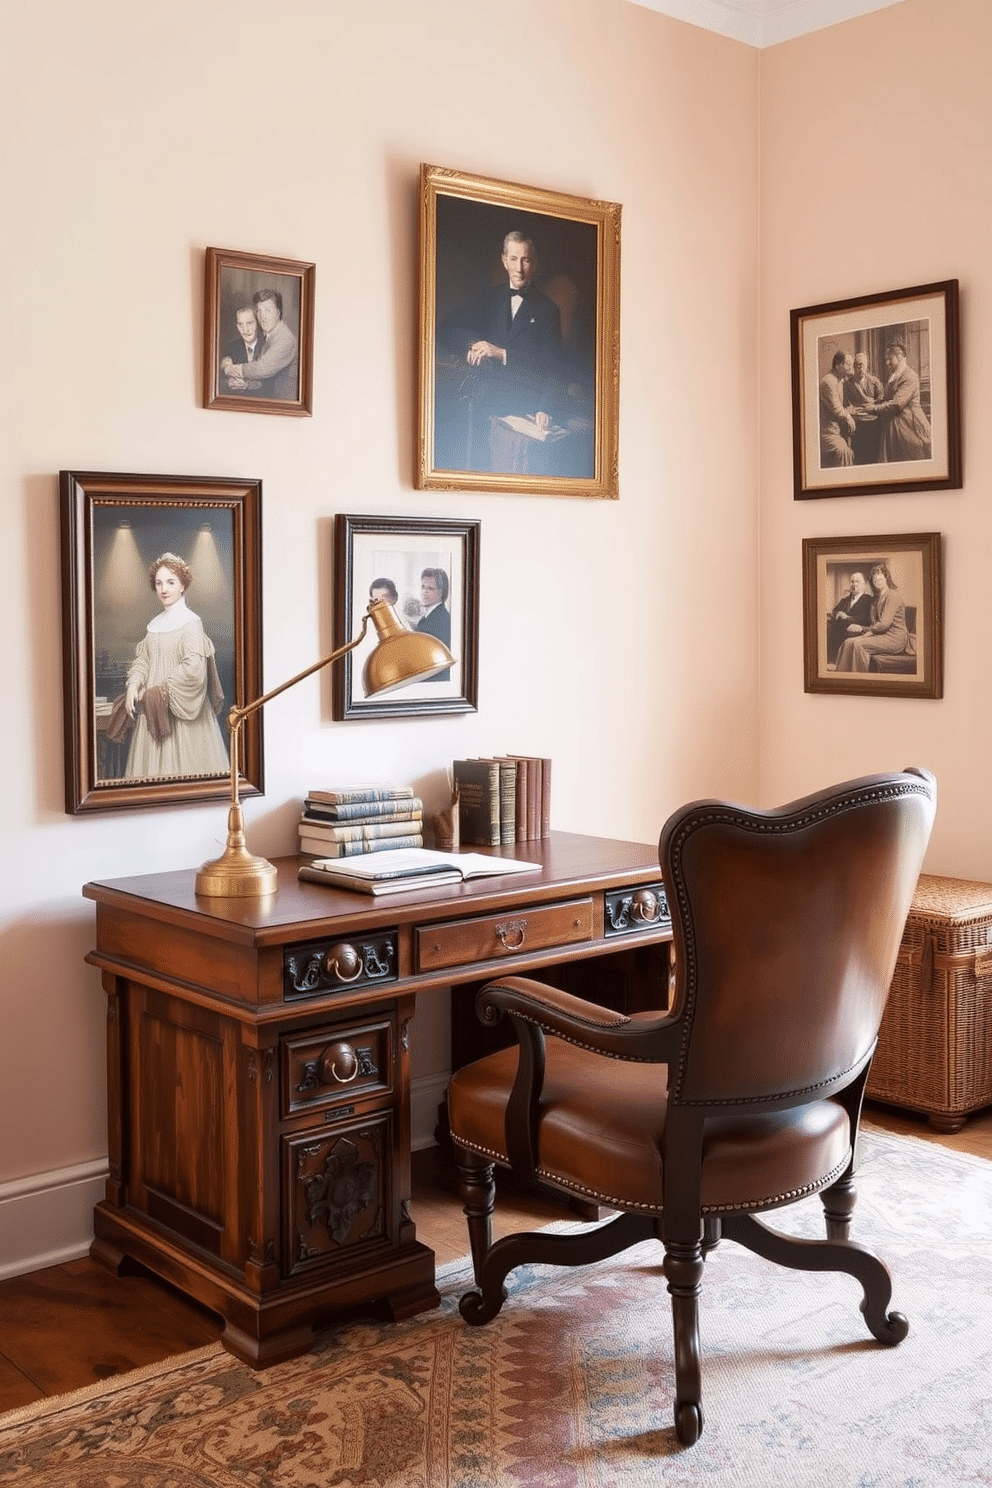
[195,804,278,897]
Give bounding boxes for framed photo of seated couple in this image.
[802,532,942,700]
[203,246,315,417]
[59,470,264,814]
[416,164,621,500]
[332,513,480,721]
[791,280,961,500]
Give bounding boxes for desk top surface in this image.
[83,830,663,948]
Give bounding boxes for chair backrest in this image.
[658,769,936,1109]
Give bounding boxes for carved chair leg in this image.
[663,1240,705,1446]
[460,1210,656,1330]
[820,1173,856,1241]
[455,1146,496,1286]
[721,1212,909,1346]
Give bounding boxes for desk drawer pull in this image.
[284,1025,389,1115]
[415,897,594,972]
[495,919,527,951]
[325,944,364,983]
[604,881,671,937]
[319,1042,360,1084]
[631,889,661,923]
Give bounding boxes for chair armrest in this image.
[477,974,680,1062]
[474,975,679,1183]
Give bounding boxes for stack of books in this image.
[452,756,552,848]
[298,784,424,858]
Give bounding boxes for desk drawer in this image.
[415,897,593,972]
[282,1016,393,1118]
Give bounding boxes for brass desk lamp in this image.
[195,600,454,898]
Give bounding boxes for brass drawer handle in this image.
[631,889,661,923]
[495,919,527,951]
[319,1042,360,1084]
[325,944,364,983]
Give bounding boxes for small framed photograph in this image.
[417,163,621,499]
[60,470,264,813]
[802,532,942,699]
[203,247,315,416]
[791,280,961,499]
[333,514,480,720]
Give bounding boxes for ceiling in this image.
[626,0,907,47]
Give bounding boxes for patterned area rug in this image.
[1,1127,989,1487]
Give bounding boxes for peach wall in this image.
[759,0,992,876]
[0,0,759,1196]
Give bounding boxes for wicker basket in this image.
[867,874,992,1131]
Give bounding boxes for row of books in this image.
[453,756,551,848]
[298,783,424,858]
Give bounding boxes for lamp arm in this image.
[196,597,452,897]
[223,613,373,805]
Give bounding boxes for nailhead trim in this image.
[449,1139,853,1218]
[665,778,931,1102]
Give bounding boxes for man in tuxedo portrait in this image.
[438,230,585,476]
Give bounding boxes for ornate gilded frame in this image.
[417,164,621,499]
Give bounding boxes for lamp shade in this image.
[363,599,454,695]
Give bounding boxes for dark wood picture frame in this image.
[791,280,961,499]
[60,470,264,813]
[203,247,315,416]
[417,164,621,500]
[333,513,479,720]
[802,532,942,698]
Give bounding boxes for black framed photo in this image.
[333,514,479,720]
[417,164,621,499]
[60,470,264,813]
[802,532,942,699]
[791,280,961,499]
[203,247,315,416]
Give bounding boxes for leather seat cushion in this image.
[448,1041,852,1214]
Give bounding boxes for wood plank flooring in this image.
[1,1107,989,1415]
[0,1144,564,1413]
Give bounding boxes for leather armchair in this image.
[447,768,936,1446]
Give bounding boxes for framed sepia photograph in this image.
[333,514,479,720]
[802,532,942,699]
[60,470,264,813]
[417,164,621,500]
[203,246,315,416]
[791,280,961,499]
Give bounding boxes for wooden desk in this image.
[83,831,672,1366]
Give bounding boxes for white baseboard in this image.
[411,1071,450,1151]
[0,1160,108,1280]
[1,1076,452,1281]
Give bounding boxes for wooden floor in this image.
[1,1105,989,1416]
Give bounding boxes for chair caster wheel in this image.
[675,1399,703,1445]
[458,1286,507,1326]
[459,1289,487,1325]
[879,1308,910,1344]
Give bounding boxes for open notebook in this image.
[298,846,541,895]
